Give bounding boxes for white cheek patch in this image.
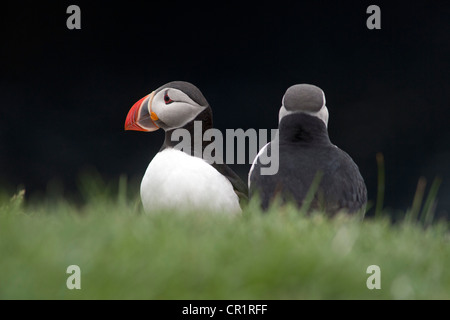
[321,91,326,108]
[151,90,204,129]
[317,105,329,127]
[166,88,200,106]
[279,105,329,128]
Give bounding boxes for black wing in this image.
[211,163,249,204]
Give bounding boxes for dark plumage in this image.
[249,84,367,214]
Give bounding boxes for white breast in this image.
[140,148,241,214]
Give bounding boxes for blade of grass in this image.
[117,174,128,207]
[299,170,323,215]
[421,177,442,226]
[406,177,427,224]
[375,153,385,218]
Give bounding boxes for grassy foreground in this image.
[0,182,449,300]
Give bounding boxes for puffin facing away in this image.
[249,84,367,214]
[125,81,248,214]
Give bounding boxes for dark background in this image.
[1,1,449,217]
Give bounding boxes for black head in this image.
[279,84,329,127]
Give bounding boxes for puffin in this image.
[248,84,367,214]
[125,81,248,214]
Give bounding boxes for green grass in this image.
[0,177,449,300]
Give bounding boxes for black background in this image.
[1,1,449,217]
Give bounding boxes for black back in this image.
[249,113,367,214]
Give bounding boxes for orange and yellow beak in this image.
[124,91,159,132]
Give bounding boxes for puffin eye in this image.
[164,92,174,105]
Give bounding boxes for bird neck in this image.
[279,113,331,145]
[162,107,214,153]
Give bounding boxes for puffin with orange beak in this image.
[125,81,248,214]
